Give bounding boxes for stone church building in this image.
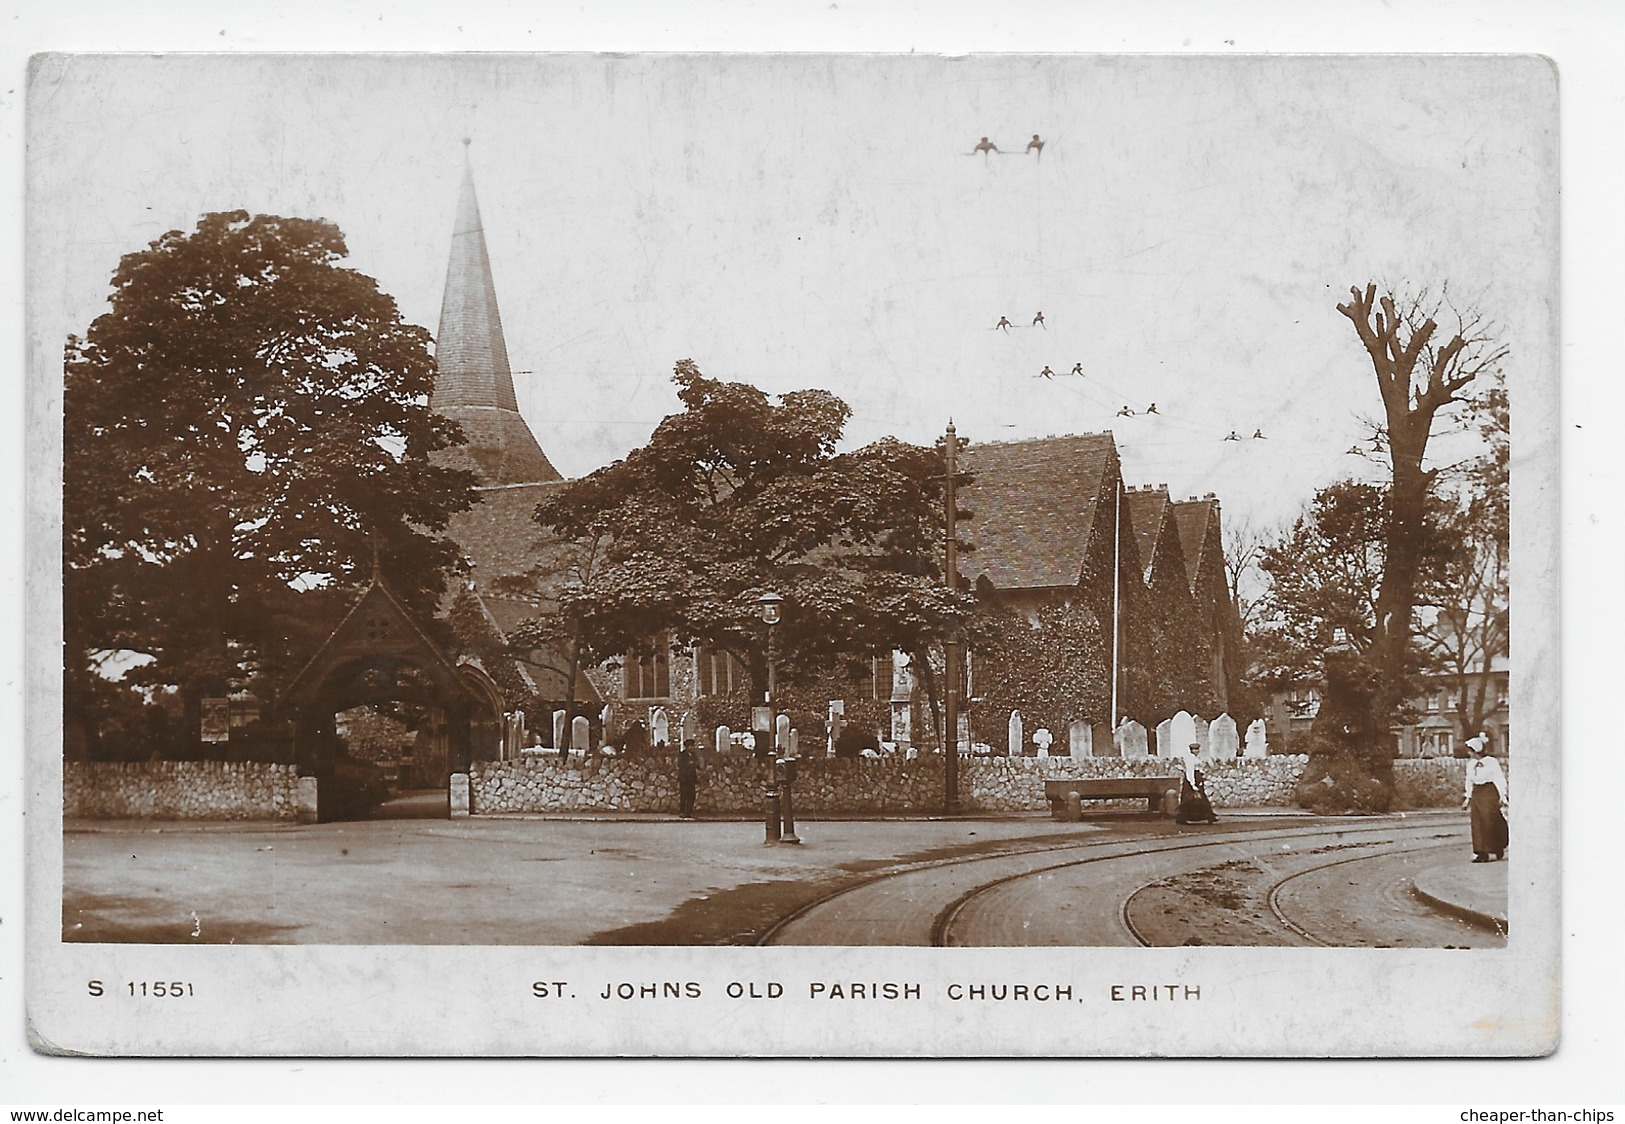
[427,154,1243,755]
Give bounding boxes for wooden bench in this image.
[1044,776,1180,820]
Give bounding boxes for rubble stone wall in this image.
[64,761,301,820]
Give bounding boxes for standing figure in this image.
[677,744,699,818]
[1176,742,1219,824]
[1463,733,1508,862]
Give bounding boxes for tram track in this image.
[758,818,1464,947]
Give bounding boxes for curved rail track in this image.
[758,819,1498,948]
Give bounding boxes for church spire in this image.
[431,140,562,485]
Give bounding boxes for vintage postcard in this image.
[26,52,1559,1056]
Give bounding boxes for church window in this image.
[625,641,671,699]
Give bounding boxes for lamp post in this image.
[756,591,788,844]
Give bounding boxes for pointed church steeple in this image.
[432,140,562,485]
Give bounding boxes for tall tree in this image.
[1335,283,1507,731]
[64,211,478,750]
[526,360,968,706]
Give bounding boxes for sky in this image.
[29,52,1555,533]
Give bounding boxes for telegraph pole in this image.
[943,421,961,815]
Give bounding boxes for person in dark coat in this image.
[677,744,699,818]
[1462,733,1509,862]
[1176,742,1219,824]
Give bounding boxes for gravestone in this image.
[1193,717,1212,760]
[1093,722,1115,758]
[1155,718,1175,758]
[1069,718,1091,757]
[1170,711,1196,754]
[1008,710,1024,758]
[552,710,568,751]
[1116,719,1149,757]
[1244,719,1269,758]
[449,773,470,817]
[1033,727,1054,757]
[680,712,696,745]
[776,713,792,752]
[571,715,590,753]
[715,725,732,755]
[651,707,670,749]
[787,729,798,758]
[1209,714,1239,759]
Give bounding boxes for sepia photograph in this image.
[25,48,1560,1057]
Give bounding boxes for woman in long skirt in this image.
[1462,732,1508,862]
[1176,742,1219,825]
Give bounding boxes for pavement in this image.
[1410,853,1510,932]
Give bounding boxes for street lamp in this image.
[755,591,798,843]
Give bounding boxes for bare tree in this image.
[1335,283,1508,722]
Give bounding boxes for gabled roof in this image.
[1124,486,1171,579]
[1170,495,1220,589]
[431,148,562,486]
[282,572,480,708]
[957,433,1119,590]
[446,480,569,588]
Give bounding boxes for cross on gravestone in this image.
[571,715,591,753]
[1009,710,1024,758]
[1244,719,1269,758]
[1209,714,1239,759]
[1069,718,1090,757]
[715,725,732,755]
[1156,718,1175,758]
[1032,728,1054,757]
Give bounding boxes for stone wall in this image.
[470,753,1185,816]
[1199,755,1309,807]
[471,752,1487,815]
[1393,757,1507,809]
[64,761,302,821]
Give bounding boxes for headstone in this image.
[1193,717,1212,760]
[449,773,470,818]
[1209,714,1239,759]
[776,713,792,752]
[1155,718,1175,758]
[1033,727,1054,757]
[1116,719,1149,757]
[680,712,696,745]
[553,710,568,751]
[715,725,731,755]
[1008,710,1024,757]
[787,729,799,758]
[571,715,590,753]
[651,706,670,749]
[296,776,319,824]
[1093,722,1115,758]
[1244,719,1269,758]
[1170,711,1196,754]
[1068,719,1090,757]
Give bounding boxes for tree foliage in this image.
[524,360,969,694]
[64,211,478,749]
